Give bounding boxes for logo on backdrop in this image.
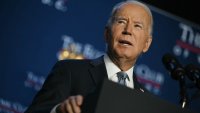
[173,23,200,64]
[0,98,27,113]
[41,0,68,12]
[57,35,104,60]
[135,64,164,95]
[24,71,45,91]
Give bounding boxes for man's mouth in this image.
[118,40,133,46]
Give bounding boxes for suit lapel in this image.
[89,56,108,86]
[133,72,140,90]
[133,72,147,92]
[89,56,146,92]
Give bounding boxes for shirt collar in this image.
[104,54,134,80]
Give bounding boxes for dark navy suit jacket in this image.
[25,56,147,113]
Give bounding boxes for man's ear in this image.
[142,36,152,53]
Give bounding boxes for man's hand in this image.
[57,95,84,113]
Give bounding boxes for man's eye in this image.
[134,24,142,29]
[117,20,126,24]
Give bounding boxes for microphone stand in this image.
[172,67,189,108]
[179,75,188,108]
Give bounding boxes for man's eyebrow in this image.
[133,21,144,26]
[114,16,127,20]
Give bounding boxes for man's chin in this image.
[115,53,133,59]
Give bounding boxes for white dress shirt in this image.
[104,54,134,89]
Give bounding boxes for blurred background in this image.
[141,0,200,25]
[0,0,200,113]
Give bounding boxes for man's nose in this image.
[122,23,132,35]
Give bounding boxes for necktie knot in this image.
[117,71,129,86]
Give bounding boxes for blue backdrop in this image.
[0,0,200,113]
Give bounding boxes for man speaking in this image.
[25,0,153,113]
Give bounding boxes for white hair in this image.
[107,0,153,35]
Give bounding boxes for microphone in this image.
[185,64,200,89]
[162,53,185,80]
[162,53,188,108]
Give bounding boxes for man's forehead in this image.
[115,4,150,22]
[114,10,147,22]
[117,3,147,14]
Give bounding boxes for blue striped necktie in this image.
[117,71,129,86]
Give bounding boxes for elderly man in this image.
[25,0,153,113]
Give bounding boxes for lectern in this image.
[92,79,195,113]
